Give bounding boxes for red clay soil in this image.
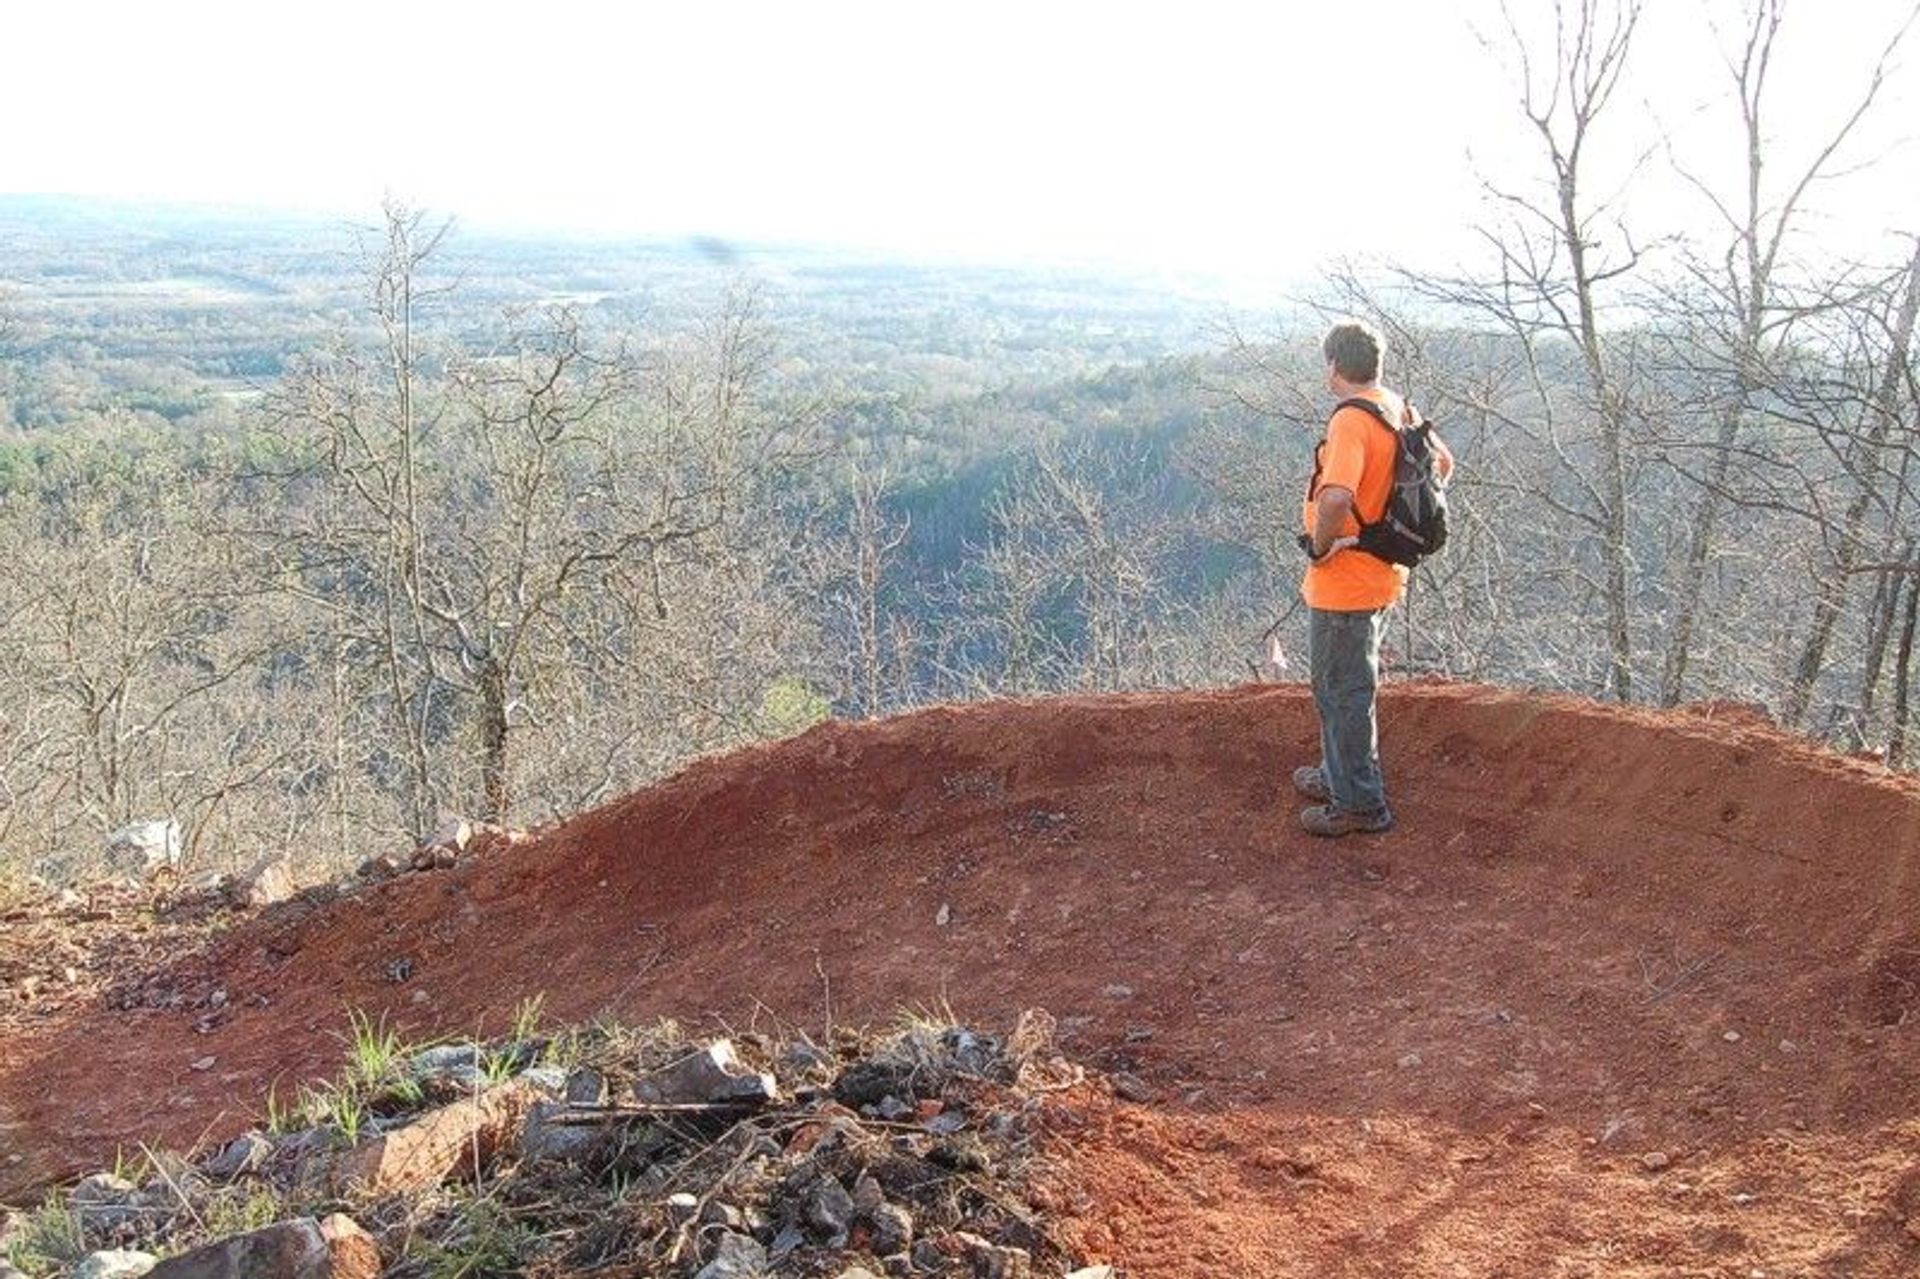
[7,681,1920,1276]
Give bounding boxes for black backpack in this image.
[1334,396,1449,568]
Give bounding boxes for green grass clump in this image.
[342,1009,406,1092]
[200,1183,287,1240]
[9,1199,86,1274]
[413,1196,533,1279]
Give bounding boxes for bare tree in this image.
[1658,0,1919,709]
[813,460,912,717]
[1397,0,1649,700]
[0,449,301,871]
[973,441,1173,693]
[267,206,830,835]
[1782,241,1920,724]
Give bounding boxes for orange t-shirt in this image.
[1300,388,1410,612]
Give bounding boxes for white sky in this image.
[4,0,1915,283]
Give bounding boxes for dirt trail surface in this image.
[7,681,1920,1275]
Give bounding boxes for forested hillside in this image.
[2,1,1917,884]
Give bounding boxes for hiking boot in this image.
[1291,765,1331,802]
[1299,803,1395,838]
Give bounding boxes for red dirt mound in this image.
[7,681,1920,1275]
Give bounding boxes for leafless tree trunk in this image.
[1785,240,1920,722]
[1526,0,1643,699]
[1661,0,1915,707]
[1890,550,1920,765]
[1386,0,1649,698]
[841,463,911,717]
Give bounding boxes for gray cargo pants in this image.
[1308,606,1388,815]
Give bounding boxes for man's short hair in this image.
[1322,321,1383,383]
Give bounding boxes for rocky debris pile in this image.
[16,1215,378,1279]
[355,817,534,883]
[2,816,539,1037]
[0,879,235,1031]
[4,1010,1117,1278]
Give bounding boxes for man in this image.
[1294,320,1453,837]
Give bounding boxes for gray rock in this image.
[203,1131,274,1179]
[692,1230,768,1279]
[356,851,407,881]
[633,1041,776,1106]
[951,1232,1030,1279]
[699,1199,748,1232]
[407,1043,484,1089]
[519,1065,567,1094]
[72,1252,158,1279]
[909,1240,946,1272]
[0,1263,26,1279]
[519,1100,612,1165]
[180,871,228,898]
[939,1028,1002,1077]
[563,1068,606,1105]
[769,1224,806,1258]
[72,1172,138,1202]
[422,817,473,855]
[71,1173,145,1230]
[852,1171,885,1216]
[871,1202,914,1255]
[144,1219,329,1278]
[834,1060,923,1106]
[780,1040,834,1073]
[228,854,294,909]
[106,821,181,877]
[806,1175,856,1243]
[142,1216,379,1279]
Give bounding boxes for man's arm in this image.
[1311,486,1358,559]
[1431,428,1456,484]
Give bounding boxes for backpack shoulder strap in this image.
[1328,397,1404,527]
[1334,396,1397,430]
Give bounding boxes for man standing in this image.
[1293,320,1452,837]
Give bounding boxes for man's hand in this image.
[1309,485,1358,561]
[1317,534,1359,560]
[1298,532,1359,562]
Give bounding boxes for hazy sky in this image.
[6,0,1915,282]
